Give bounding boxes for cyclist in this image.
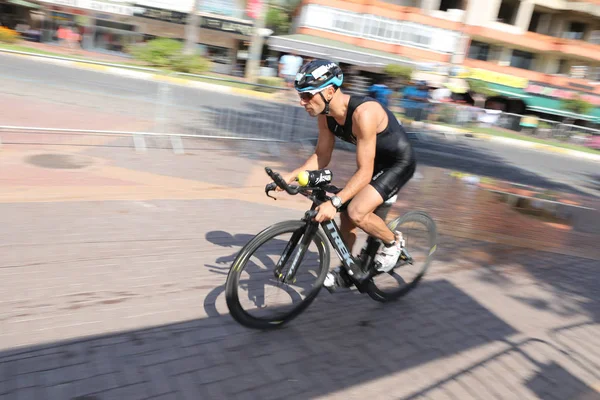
[278,59,417,291]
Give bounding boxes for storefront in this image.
[37,0,144,54]
[0,0,44,38]
[482,81,600,127]
[131,3,253,74]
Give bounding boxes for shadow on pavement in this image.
[0,265,517,399]
[583,173,600,193]
[402,337,600,400]
[432,235,600,323]
[526,360,600,400]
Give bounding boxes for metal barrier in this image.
[3,48,598,153]
[423,102,600,144]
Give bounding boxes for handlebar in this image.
[304,210,319,220]
[264,167,341,202]
[265,167,300,200]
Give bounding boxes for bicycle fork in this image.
[273,218,319,284]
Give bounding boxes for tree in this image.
[466,78,495,98]
[561,93,593,116]
[266,4,290,35]
[265,0,302,35]
[383,64,413,84]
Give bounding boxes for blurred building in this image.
[268,0,600,124]
[3,0,256,74]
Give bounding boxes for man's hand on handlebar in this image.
[314,201,336,222]
[274,172,297,192]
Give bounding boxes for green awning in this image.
[524,96,600,123]
[487,83,531,99]
[486,83,600,123]
[7,0,42,8]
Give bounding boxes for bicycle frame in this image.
[276,201,385,285]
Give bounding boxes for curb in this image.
[1,48,280,101]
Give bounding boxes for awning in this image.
[6,0,42,9]
[267,34,415,69]
[487,83,531,99]
[526,105,600,123]
[486,83,600,123]
[524,96,600,123]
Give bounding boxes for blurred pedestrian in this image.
[367,76,392,108]
[402,80,430,122]
[279,51,303,89]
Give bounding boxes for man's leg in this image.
[323,185,395,291]
[339,210,358,254]
[346,185,395,245]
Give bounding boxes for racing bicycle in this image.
[224,167,437,330]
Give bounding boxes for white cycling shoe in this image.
[374,231,405,273]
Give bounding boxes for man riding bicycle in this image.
[278,59,417,291]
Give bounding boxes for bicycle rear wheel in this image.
[366,211,437,302]
[225,220,330,330]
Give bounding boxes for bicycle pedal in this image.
[400,248,413,263]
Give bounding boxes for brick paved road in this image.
[1,139,599,400]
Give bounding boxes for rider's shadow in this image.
[203,230,321,318]
[204,231,257,275]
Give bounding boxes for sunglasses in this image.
[299,92,315,101]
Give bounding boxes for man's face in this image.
[298,87,332,117]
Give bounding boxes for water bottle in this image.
[297,169,333,187]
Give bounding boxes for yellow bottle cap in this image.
[297,171,309,186]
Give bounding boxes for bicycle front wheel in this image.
[225,220,330,330]
[367,211,437,302]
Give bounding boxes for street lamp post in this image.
[244,0,268,81]
[184,0,201,55]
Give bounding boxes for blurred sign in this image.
[246,0,261,19]
[520,115,539,128]
[39,0,135,15]
[201,0,240,18]
[132,5,253,35]
[525,82,600,106]
[467,68,528,88]
[201,16,252,36]
[50,11,75,21]
[133,5,187,24]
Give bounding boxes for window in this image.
[439,0,464,11]
[488,45,503,62]
[528,12,541,33]
[568,21,587,40]
[467,40,490,61]
[510,49,535,70]
[561,22,587,40]
[497,0,517,25]
[588,66,600,82]
[299,4,459,54]
[333,11,356,33]
[557,59,569,75]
